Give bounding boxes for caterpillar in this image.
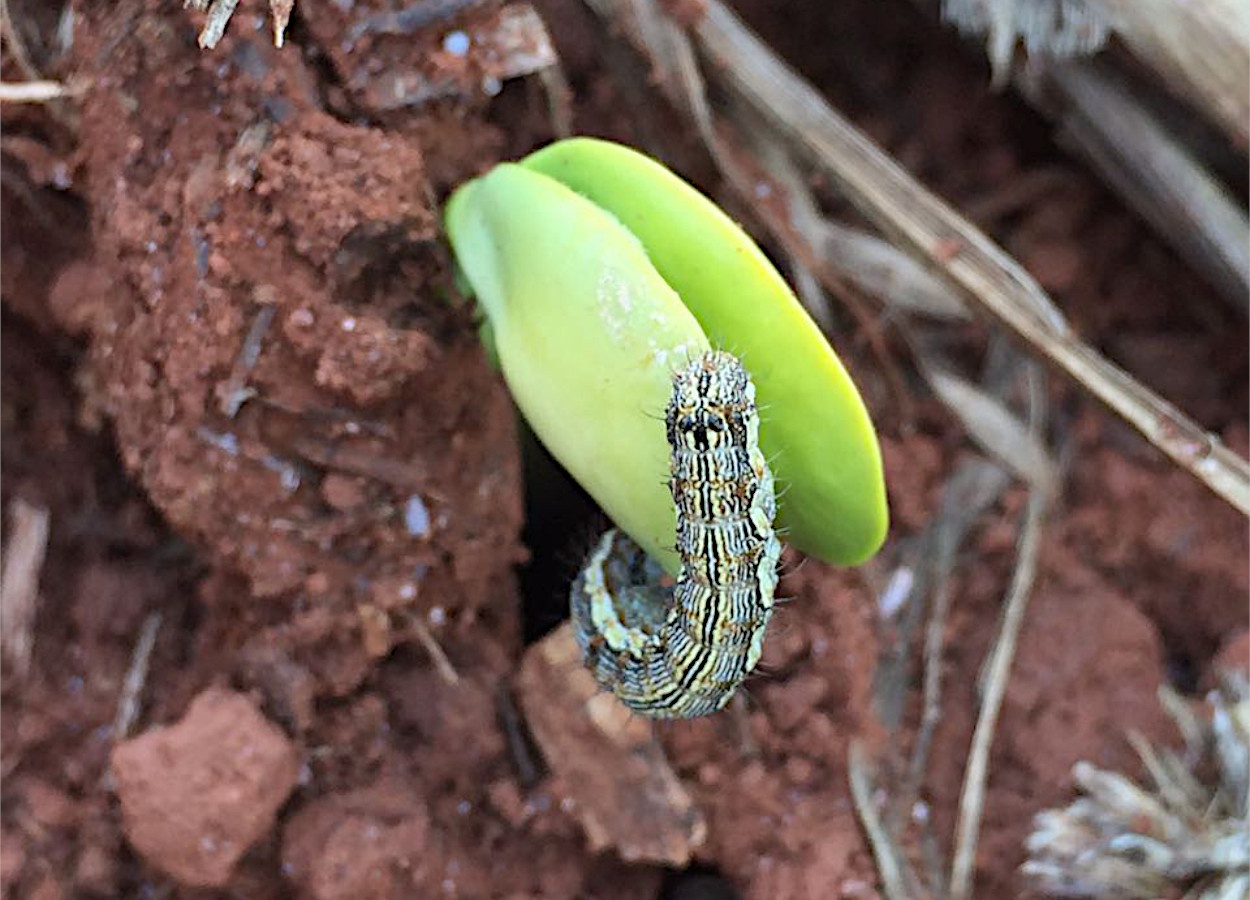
[570,350,782,718]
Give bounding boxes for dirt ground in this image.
[1,1,1246,898]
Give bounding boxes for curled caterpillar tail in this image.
[570,350,781,718]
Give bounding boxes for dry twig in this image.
[185,0,240,49]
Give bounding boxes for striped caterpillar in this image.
[570,350,782,718]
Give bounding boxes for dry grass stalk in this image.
[1030,61,1249,313]
[0,79,72,103]
[409,615,460,686]
[0,0,41,81]
[1084,0,1250,146]
[924,365,1056,492]
[113,612,163,740]
[850,739,935,900]
[907,460,1011,797]
[0,499,50,678]
[949,486,1049,899]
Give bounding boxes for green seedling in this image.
[445,137,887,572]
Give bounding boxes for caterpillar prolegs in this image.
[570,350,782,718]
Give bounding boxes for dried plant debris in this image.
[0,499,50,679]
[185,0,293,49]
[347,4,561,111]
[941,0,1110,85]
[0,80,75,103]
[1024,674,1250,899]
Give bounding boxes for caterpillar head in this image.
[666,351,756,452]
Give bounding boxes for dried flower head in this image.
[1023,672,1249,899]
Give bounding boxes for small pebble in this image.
[442,30,470,57]
[404,495,431,537]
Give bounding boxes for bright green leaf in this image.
[523,138,887,565]
[447,138,888,569]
